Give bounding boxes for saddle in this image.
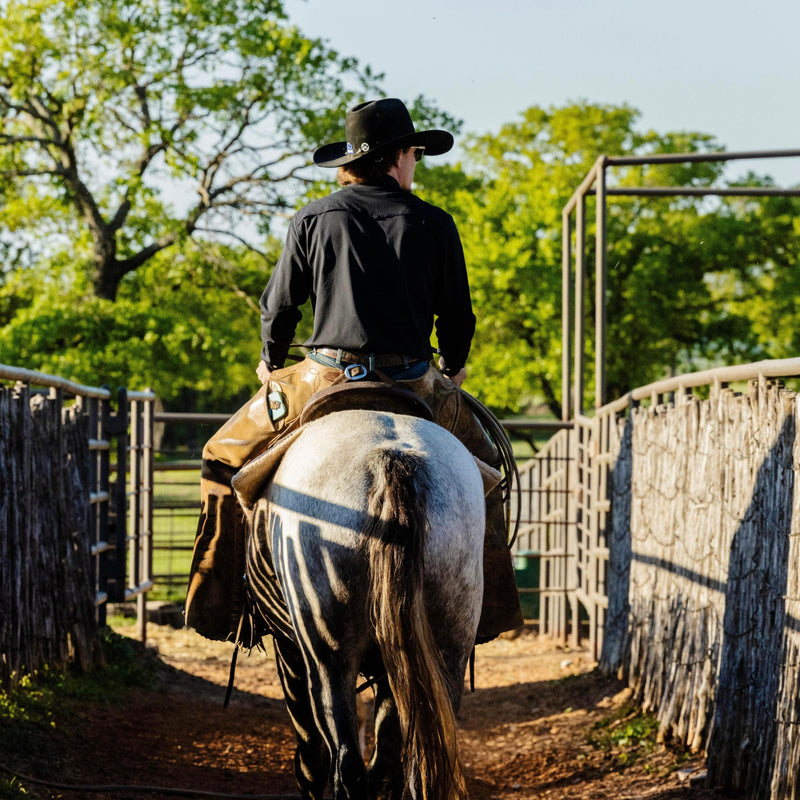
[299,379,433,424]
[232,380,434,512]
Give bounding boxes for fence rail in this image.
[0,365,155,682]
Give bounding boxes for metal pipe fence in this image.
[146,412,566,609]
[561,147,800,417]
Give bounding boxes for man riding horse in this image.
[185,97,523,647]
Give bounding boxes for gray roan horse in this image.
[243,408,484,800]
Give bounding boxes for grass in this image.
[0,630,157,799]
[586,699,661,768]
[150,465,200,602]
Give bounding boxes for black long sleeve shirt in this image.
[260,175,476,373]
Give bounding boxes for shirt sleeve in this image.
[259,220,310,368]
[434,217,476,374]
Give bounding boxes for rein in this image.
[223,611,248,709]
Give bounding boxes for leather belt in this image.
[314,348,421,368]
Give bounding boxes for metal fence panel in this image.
[512,426,575,643]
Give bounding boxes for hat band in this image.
[347,142,372,155]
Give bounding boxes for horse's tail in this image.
[361,448,468,800]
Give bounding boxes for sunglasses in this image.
[413,147,425,162]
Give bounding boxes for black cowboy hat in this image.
[313,98,453,168]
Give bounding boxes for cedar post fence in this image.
[518,357,800,798]
[0,365,155,685]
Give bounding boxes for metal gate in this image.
[147,413,565,610]
[512,424,579,646]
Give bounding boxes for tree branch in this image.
[113,229,181,278]
[194,225,270,259]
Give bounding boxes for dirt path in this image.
[17,622,723,799]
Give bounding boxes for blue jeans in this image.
[308,350,430,381]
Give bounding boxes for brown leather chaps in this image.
[185,359,523,645]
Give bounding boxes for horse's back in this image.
[271,408,484,534]
[262,409,484,628]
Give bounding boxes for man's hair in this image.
[336,147,404,186]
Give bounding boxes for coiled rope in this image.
[458,388,521,549]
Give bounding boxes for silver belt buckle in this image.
[344,363,368,381]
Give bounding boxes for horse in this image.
[242,408,485,800]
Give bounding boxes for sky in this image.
[285,0,800,186]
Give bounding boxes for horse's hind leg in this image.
[440,647,471,715]
[367,651,469,800]
[279,624,369,799]
[307,654,369,800]
[367,680,404,799]
[273,636,330,799]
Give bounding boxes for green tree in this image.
[692,186,800,365]
[419,103,659,414]
[420,102,799,417]
[0,239,292,406]
[0,0,380,302]
[0,0,378,403]
[1,0,470,406]
[596,167,799,403]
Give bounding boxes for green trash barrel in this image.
[513,551,540,620]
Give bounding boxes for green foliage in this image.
[0,0,380,299]
[587,700,660,768]
[419,101,800,415]
[0,239,286,408]
[605,191,800,399]
[422,102,654,413]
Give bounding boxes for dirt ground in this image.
[13,620,728,800]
